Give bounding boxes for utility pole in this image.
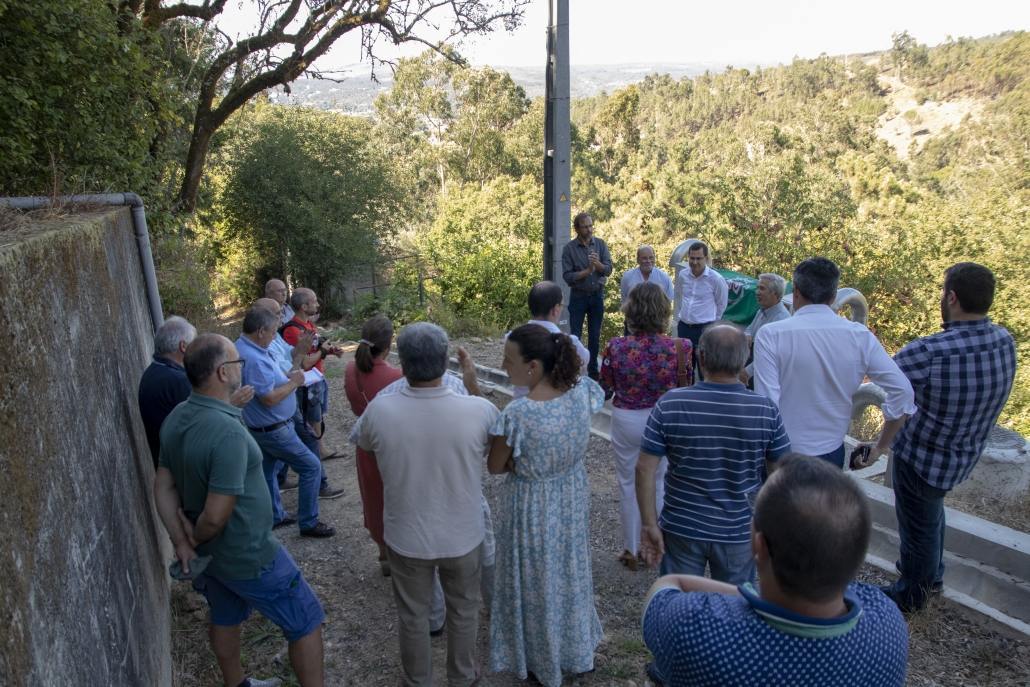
[543,0,571,327]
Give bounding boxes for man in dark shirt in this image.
[137,316,196,468]
[561,212,612,379]
[879,262,1017,612]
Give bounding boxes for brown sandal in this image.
[618,550,639,571]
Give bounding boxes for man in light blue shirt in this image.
[741,272,790,383]
[236,304,335,538]
[621,245,674,335]
[620,245,674,305]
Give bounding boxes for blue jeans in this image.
[293,410,329,490]
[887,456,947,611]
[660,531,756,585]
[818,443,846,469]
[250,423,322,530]
[677,320,711,381]
[568,290,604,376]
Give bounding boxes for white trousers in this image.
[611,406,666,555]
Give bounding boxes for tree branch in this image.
[143,0,230,28]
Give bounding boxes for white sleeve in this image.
[864,333,916,420]
[753,328,781,406]
[714,274,729,319]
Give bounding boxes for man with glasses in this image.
[265,278,293,326]
[620,245,674,334]
[236,304,336,538]
[154,333,327,687]
[562,212,612,380]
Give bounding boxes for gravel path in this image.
[170,337,1030,687]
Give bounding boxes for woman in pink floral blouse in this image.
[600,281,692,569]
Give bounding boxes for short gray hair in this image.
[241,305,279,335]
[154,316,196,355]
[758,273,786,299]
[698,322,749,375]
[397,322,449,383]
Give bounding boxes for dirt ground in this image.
[171,336,1030,687]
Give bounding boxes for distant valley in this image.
[268,61,751,113]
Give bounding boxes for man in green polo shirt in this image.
[154,333,326,687]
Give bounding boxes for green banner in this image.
[714,269,792,326]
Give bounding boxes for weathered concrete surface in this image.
[0,209,171,685]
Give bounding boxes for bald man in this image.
[265,278,293,326]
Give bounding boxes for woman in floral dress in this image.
[600,282,690,570]
[488,323,605,686]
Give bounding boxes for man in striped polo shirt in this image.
[636,323,791,584]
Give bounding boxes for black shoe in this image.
[272,515,297,530]
[319,486,344,500]
[893,560,943,595]
[300,521,336,538]
[430,626,444,637]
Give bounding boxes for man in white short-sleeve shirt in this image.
[358,322,498,686]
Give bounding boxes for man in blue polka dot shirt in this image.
[642,456,908,687]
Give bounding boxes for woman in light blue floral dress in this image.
[488,323,605,686]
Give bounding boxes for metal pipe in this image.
[0,193,165,331]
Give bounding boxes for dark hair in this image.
[573,211,592,229]
[793,257,840,305]
[698,322,748,375]
[944,262,995,314]
[622,282,670,334]
[753,455,871,602]
[508,323,580,391]
[184,334,228,388]
[688,241,709,256]
[241,304,279,334]
[528,281,564,318]
[355,315,393,373]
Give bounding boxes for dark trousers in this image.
[817,443,846,469]
[568,290,604,376]
[677,320,712,381]
[887,456,947,611]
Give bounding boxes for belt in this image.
[248,419,290,433]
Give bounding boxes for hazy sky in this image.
[219,0,1029,70]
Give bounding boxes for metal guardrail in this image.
[440,355,1030,637]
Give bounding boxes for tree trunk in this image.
[176,120,215,214]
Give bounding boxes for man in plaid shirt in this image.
[880,262,1016,612]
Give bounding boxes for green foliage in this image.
[215,105,404,314]
[413,176,543,330]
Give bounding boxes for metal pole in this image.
[543,0,571,328]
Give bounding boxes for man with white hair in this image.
[359,322,498,686]
[621,245,674,335]
[138,316,197,468]
[740,273,790,384]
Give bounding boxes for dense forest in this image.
[0,5,1025,432]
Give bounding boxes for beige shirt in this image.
[358,385,499,559]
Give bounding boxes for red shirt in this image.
[344,358,404,416]
[282,316,322,372]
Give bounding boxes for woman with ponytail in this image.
[343,315,402,575]
[487,323,605,686]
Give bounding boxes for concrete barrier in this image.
[0,208,171,685]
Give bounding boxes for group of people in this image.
[139,214,1016,687]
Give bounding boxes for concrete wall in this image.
[0,208,171,685]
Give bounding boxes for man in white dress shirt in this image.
[511,281,590,398]
[621,245,674,334]
[753,257,915,468]
[676,241,728,380]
